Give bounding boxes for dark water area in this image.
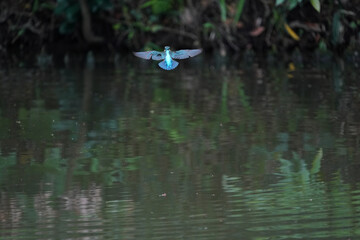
[1,55,360,239]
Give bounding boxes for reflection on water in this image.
[1,57,360,239]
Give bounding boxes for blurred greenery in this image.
[141,0,178,15]
[55,0,112,34]
[0,0,358,56]
[276,0,320,12]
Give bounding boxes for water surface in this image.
[1,57,360,239]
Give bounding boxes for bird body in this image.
[133,46,202,70]
[165,49,172,66]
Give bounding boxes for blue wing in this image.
[158,59,179,70]
[133,51,165,60]
[170,49,202,59]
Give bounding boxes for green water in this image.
[1,57,360,239]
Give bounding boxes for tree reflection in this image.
[0,61,360,239]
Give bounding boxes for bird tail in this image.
[158,59,179,70]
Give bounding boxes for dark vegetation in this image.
[0,0,359,60]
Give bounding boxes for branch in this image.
[78,0,103,43]
[159,26,198,41]
[289,21,324,32]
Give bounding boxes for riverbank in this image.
[0,0,359,62]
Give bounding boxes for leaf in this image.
[91,158,99,173]
[141,0,172,15]
[203,22,215,30]
[91,0,112,12]
[310,0,320,12]
[318,40,327,51]
[32,0,39,13]
[169,129,185,143]
[112,23,121,30]
[275,0,285,5]
[288,62,296,71]
[288,0,299,10]
[278,158,293,176]
[219,0,227,22]
[233,0,246,24]
[284,23,300,41]
[54,0,70,15]
[128,30,135,40]
[65,5,80,22]
[349,21,357,29]
[17,28,25,37]
[59,22,75,34]
[140,1,152,8]
[150,25,163,32]
[249,26,265,37]
[310,148,323,174]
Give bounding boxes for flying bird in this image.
[133,46,202,70]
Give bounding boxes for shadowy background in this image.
[0,0,359,64]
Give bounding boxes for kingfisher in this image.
[133,46,202,70]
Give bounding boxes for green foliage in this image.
[318,40,327,51]
[203,22,217,41]
[90,0,112,12]
[310,148,323,174]
[276,148,324,182]
[141,0,176,15]
[274,0,323,46]
[275,0,300,11]
[32,0,40,13]
[310,0,320,12]
[203,22,215,32]
[276,0,321,12]
[219,0,227,22]
[55,0,80,34]
[17,28,26,37]
[233,0,246,24]
[2,0,359,56]
[55,0,112,34]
